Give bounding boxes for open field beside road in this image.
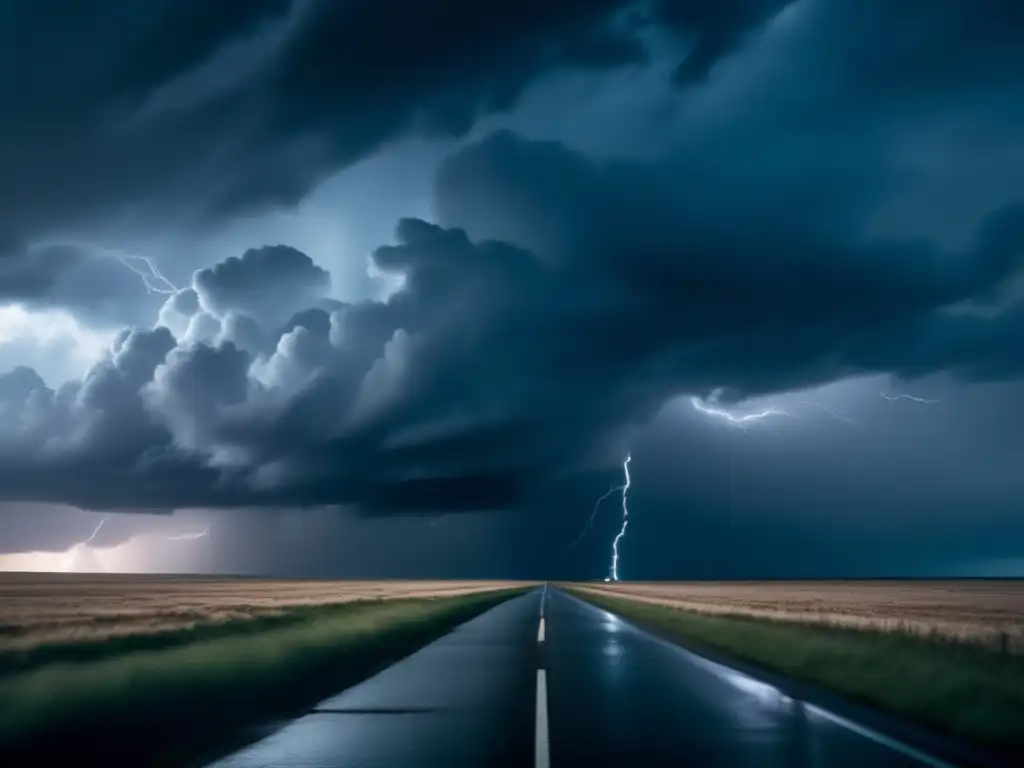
[0,582,527,767]
[573,580,1024,653]
[0,573,529,653]
[571,584,1024,757]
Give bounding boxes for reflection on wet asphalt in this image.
[206,588,999,768]
[207,591,539,768]
[545,590,939,768]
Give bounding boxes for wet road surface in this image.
[207,586,1004,768]
[208,590,540,768]
[544,589,967,768]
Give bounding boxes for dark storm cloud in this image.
[1,2,1024,521]
[0,0,785,300]
[2,130,1023,515]
[653,0,793,84]
[798,1,1024,110]
[438,131,1024,395]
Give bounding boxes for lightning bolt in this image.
[689,388,861,430]
[606,453,632,582]
[63,515,112,570]
[794,399,860,429]
[880,392,937,405]
[594,385,928,579]
[112,252,179,295]
[566,483,625,551]
[80,515,111,545]
[36,240,182,298]
[163,522,211,541]
[72,244,180,295]
[690,390,792,428]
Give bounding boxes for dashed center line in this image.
[535,669,550,768]
[535,588,550,767]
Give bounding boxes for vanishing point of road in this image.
[207,586,1012,768]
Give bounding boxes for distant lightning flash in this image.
[80,515,111,546]
[566,483,624,551]
[880,392,938,405]
[690,388,862,430]
[65,517,209,570]
[585,385,922,580]
[76,244,179,295]
[689,392,792,428]
[606,453,632,582]
[163,522,212,541]
[63,515,111,570]
[795,399,860,429]
[113,252,179,295]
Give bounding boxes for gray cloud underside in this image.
[2,125,1023,512]
[1,1,1024,513]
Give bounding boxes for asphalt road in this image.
[207,586,1006,768]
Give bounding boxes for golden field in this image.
[572,580,1024,652]
[0,574,529,652]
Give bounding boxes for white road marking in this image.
[805,705,961,768]
[535,670,550,768]
[537,617,546,643]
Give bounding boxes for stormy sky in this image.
[1,0,1023,579]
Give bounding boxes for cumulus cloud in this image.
[0,304,116,385]
[193,245,330,328]
[1,1,1024,519]
[1,138,1023,515]
[156,288,202,339]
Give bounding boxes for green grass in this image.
[572,590,1024,755]
[0,588,525,767]
[0,604,355,678]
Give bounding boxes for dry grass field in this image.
[0,582,529,766]
[0,574,529,652]
[574,580,1024,652]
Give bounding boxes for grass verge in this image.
[0,588,525,767]
[571,589,1024,757]
[0,605,355,678]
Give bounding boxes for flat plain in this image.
[0,573,529,652]
[0,582,527,766]
[573,579,1024,652]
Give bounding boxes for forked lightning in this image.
[880,392,937,405]
[583,386,932,580]
[163,523,212,541]
[606,453,632,582]
[689,394,790,428]
[567,483,625,551]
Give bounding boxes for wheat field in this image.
[0,574,528,651]
[573,580,1024,652]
